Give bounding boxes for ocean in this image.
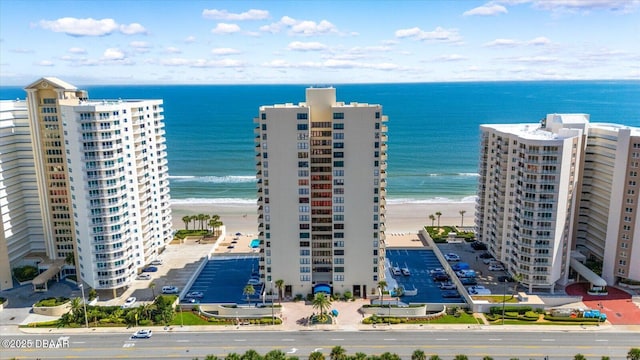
[2,81,639,205]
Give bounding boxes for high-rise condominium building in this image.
[0,100,45,291]
[254,88,388,298]
[19,77,172,296]
[574,123,640,284]
[476,114,587,292]
[477,114,640,292]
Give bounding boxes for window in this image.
[333,112,344,119]
[297,124,308,130]
[333,123,344,130]
[334,161,344,167]
[333,133,344,139]
[334,152,344,158]
[261,113,266,120]
[297,113,308,120]
[300,232,310,238]
[333,142,344,149]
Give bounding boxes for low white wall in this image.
[198,304,281,319]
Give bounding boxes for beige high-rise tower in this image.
[254,88,388,298]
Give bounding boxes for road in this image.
[2,330,638,359]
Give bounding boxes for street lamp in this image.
[180,304,184,327]
[78,283,89,328]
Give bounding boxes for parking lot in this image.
[437,242,516,296]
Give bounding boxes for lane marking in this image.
[282,339,295,341]
[177,340,189,343]
[331,338,344,341]
[234,339,247,342]
[383,338,397,341]
[595,339,608,342]
[488,339,502,341]
[541,339,555,342]
[436,339,449,341]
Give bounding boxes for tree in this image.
[459,210,466,227]
[88,288,97,301]
[182,216,191,230]
[428,214,436,227]
[275,279,285,304]
[64,252,75,266]
[202,214,210,230]
[628,348,640,360]
[509,272,524,300]
[380,353,400,360]
[243,284,256,306]
[208,215,223,236]
[428,356,442,360]
[204,356,220,360]
[330,346,347,360]
[352,353,367,360]
[377,280,387,303]
[225,353,242,360]
[454,356,468,360]
[309,352,325,360]
[574,354,586,360]
[190,215,198,230]
[411,350,426,360]
[149,282,156,299]
[57,312,73,328]
[264,350,286,360]
[70,297,84,324]
[197,214,206,230]
[312,293,332,322]
[435,211,442,230]
[482,357,494,360]
[241,350,262,360]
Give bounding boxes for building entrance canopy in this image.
[570,257,607,291]
[313,284,331,294]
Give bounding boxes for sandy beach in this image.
[171,200,476,236]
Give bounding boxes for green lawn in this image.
[428,313,479,324]
[170,311,210,326]
[472,295,518,303]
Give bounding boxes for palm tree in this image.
[377,280,387,303]
[428,214,436,227]
[380,353,401,360]
[509,272,524,300]
[202,214,210,230]
[482,357,494,360]
[435,211,442,230]
[149,282,156,299]
[574,355,586,360]
[275,279,285,304]
[411,350,426,360]
[428,356,442,360]
[454,356,468,360]
[65,252,75,266]
[197,214,206,230]
[628,348,640,360]
[311,293,332,322]
[353,353,367,360]
[459,210,466,227]
[309,352,325,360]
[330,346,347,360]
[225,353,242,360]
[241,350,262,360]
[264,350,287,360]
[70,297,84,324]
[243,284,256,306]
[204,356,220,360]
[208,215,223,236]
[182,215,191,230]
[190,215,198,230]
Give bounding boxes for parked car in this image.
[136,273,151,280]
[186,291,204,298]
[483,258,497,265]
[498,275,515,283]
[121,297,137,309]
[142,266,158,272]
[471,241,488,250]
[467,286,492,295]
[452,262,470,271]
[439,282,456,290]
[433,273,450,282]
[460,277,478,285]
[456,269,477,278]
[444,253,460,262]
[150,259,163,265]
[442,290,461,298]
[247,277,261,285]
[162,285,179,294]
[132,329,152,339]
[489,264,505,271]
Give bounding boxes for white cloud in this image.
[40,17,118,36]
[37,60,54,66]
[211,47,241,55]
[463,2,508,16]
[212,23,241,34]
[119,23,147,35]
[161,58,192,66]
[436,54,468,61]
[68,47,86,54]
[527,36,552,45]
[184,35,196,43]
[202,9,269,20]
[529,0,640,13]
[165,46,181,54]
[287,41,327,51]
[260,16,337,36]
[484,38,520,47]
[508,56,559,63]
[160,57,245,68]
[395,26,462,42]
[103,48,126,60]
[262,58,398,71]
[11,48,34,54]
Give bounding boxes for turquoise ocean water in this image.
[2,81,639,204]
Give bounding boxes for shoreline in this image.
[171,200,476,235]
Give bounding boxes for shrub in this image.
[13,265,38,282]
[489,306,532,315]
[544,315,599,322]
[34,297,69,307]
[0,297,6,304]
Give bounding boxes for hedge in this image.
[34,297,69,307]
[544,315,600,322]
[489,306,532,315]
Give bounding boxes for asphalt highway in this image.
[2,330,638,359]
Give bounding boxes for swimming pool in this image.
[250,239,260,248]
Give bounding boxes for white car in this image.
[467,286,492,295]
[132,329,152,339]
[489,264,505,271]
[162,286,179,294]
[150,259,163,265]
[121,297,137,308]
[444,253,460,262]
[136,273,151,280]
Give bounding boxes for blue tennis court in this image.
[183,256,263,304]
[386,249,467,304]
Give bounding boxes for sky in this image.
[0,0,639,85]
